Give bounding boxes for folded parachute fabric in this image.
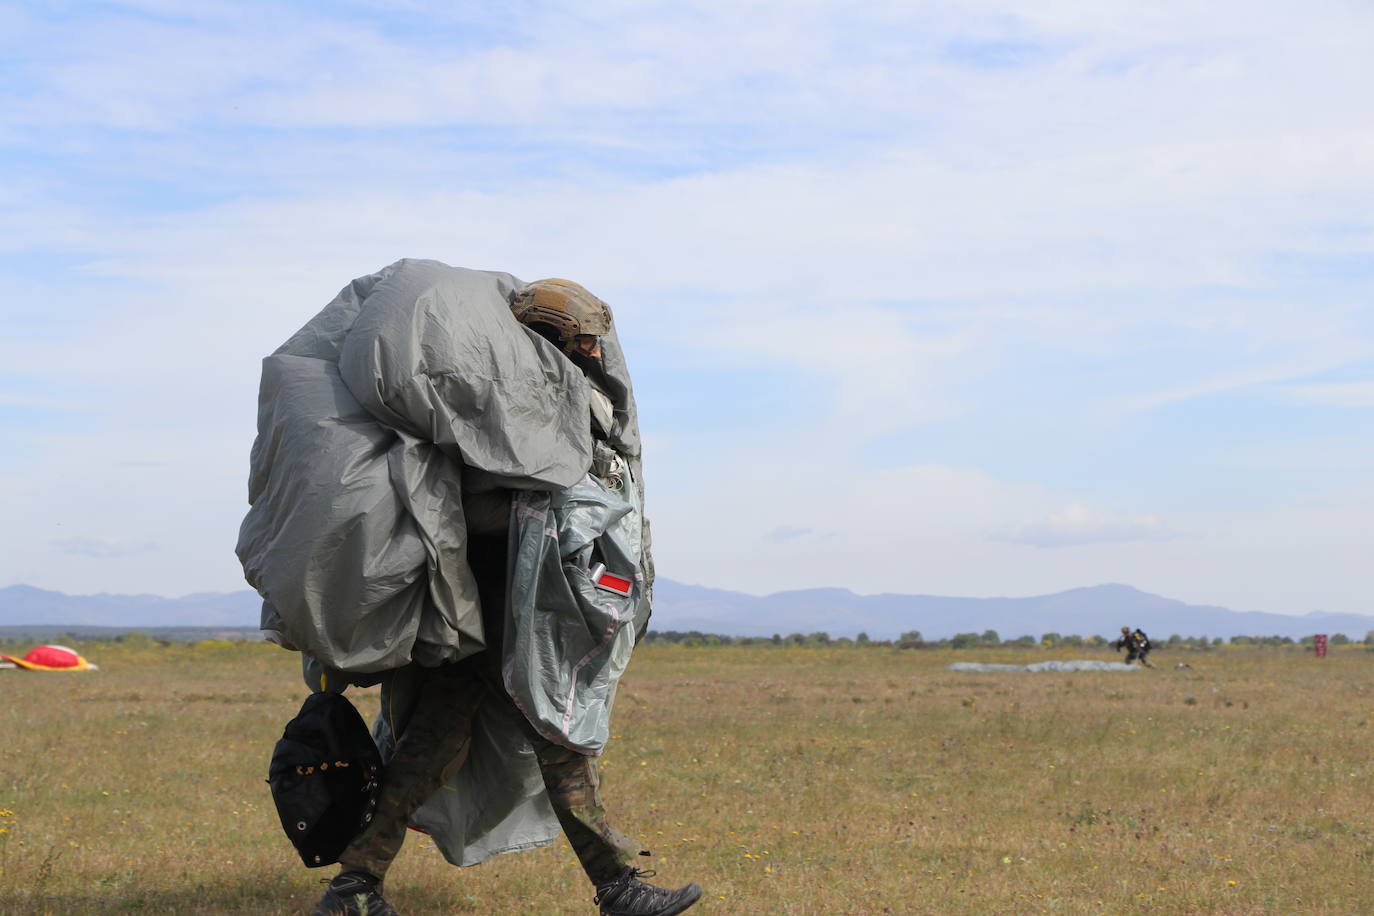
[236,258,642,676]
[0,644,98,671]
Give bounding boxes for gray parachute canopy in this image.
[236,258,646,675]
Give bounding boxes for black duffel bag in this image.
[268,691,382,867]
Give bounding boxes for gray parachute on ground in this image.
[236,258,652,865]
[947,660,1139,673]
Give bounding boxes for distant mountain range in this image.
[650,581,1374,640]
[1,581,1369,641]
[0,585,263,629]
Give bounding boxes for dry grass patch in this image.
[1,640,1371,913]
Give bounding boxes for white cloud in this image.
[52,537,160,559]
[1281,381,1374,408]
[1,0,1372,617]
[762,525,812,543]
[999,503,1176,548]
[1120,349,1374,413]
[0,392,87,411]
[652,443,1374,615]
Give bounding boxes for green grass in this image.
[1,640,1372,914]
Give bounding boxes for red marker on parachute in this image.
[588,563,633,596]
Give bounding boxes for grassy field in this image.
[1,639,1372,914]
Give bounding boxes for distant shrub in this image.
[897,630,925,650]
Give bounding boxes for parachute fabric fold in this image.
[504,476,646,754]
[237,259,595,673]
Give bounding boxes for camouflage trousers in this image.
[337,658,642,884]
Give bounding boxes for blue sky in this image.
[2,0,1371,616]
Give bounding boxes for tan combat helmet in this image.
[510,278,613,354]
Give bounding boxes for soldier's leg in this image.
[527,730,646,884]
[337,661,486,880]
[465,522,643,883]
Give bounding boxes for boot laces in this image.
[594,867,667,908]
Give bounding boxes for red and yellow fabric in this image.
[0,645,95,671]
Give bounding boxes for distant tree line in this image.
[641,629,1374,649]
[5,629,1369,651]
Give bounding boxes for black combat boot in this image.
[313,870,399,916]
[593,867,701,916]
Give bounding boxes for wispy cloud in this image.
[0,0,1371,616]
[0,392,88,411]
[762,525,812,543]
[52,537,160,559]
[999,504,1176,549]
[1118,350,1374,413]
[1280,381,1374,408]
